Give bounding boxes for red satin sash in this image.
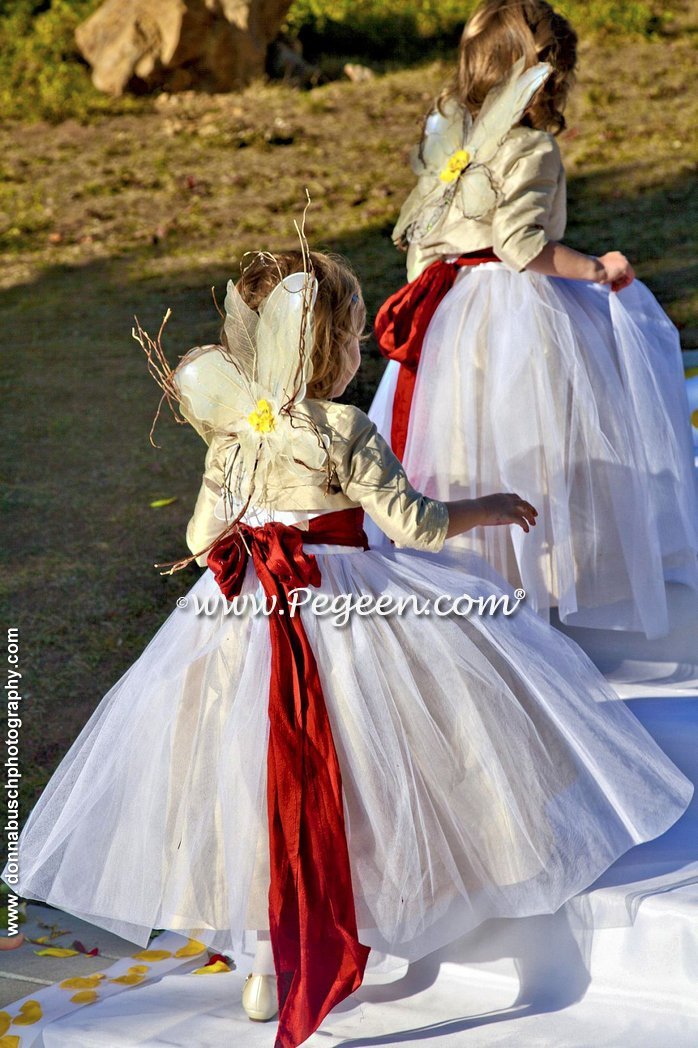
[375,249,499,460]
[208,508,370,1048]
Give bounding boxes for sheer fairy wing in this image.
[222,279,258,378]
[465,58,552,162]
[174,346,251,439]
[396,59,553,241]
[255,272,318,403]
[417,99,471,173]
[393,101,472,244]
[455,59,552,219]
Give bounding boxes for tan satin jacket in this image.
[405,127,567,281]
[185,383,449,566]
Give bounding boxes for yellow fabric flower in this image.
[439,149,471,183]
[247,398,277,434]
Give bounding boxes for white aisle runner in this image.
[4,585,698,1048]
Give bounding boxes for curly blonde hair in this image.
[223,249,365,400]
[439,0,577,134]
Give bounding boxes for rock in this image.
[75,0,295,97]
[343,63,375,84]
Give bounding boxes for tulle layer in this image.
[8,548,691,961]
[368,267,698,638]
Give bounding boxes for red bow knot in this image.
[208,522,321,601]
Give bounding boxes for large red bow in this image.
[208,510,370,1048]
[374,250,499,460]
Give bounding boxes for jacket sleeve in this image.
[330,405,449,552]
[186,437,228,567]
[492,132,563,271]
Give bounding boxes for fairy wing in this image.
[395,59,553,241]
[464,58,552,162]
[393,100,471,246]
[174,346,251,441]
[255,271,318,402]
[456,58,552,218]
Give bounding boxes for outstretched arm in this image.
[526,242,635,292]
[445,493,538,538]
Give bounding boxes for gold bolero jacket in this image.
[184,382,450,566]
[405,127,567,281]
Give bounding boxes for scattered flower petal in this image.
[59,975,106,991]
[192,954,232,974]
[70,990,99,1005]
[34,947,79,958]
[149,497,178,508]
[71,940,100,956]
[12,1000,43,1025]
[174,940,207,958]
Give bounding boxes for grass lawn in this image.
[2,5,697,816]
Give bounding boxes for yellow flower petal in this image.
[0,1036,20,1048]
[110,973,146,986]
[12,1000,43,1025]
[192,960,231,975]
[59,975,106,990]
[70,990,100,1005]
[128,965,150,974]
[34,947,79,958]
[132,949,172,962]
[0,1014,10,1037]
[691,408,698,428]
[150,497,178,508]
[174,940,207,958]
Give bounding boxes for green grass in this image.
[1,6,697,825]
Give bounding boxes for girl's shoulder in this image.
[302,399,373,443]
[497,125,562,171]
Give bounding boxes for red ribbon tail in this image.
[374,252,499,459]
[268,613,369,1047]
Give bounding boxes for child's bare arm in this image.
[526,242,635,292]
[445,493,538,538]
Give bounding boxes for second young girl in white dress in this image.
[369,0,698,639]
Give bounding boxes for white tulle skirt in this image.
[369,266,698,639]
[7,537,692,964]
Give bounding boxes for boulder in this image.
[75,0,294,96]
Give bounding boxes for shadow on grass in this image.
[1,165,695,812]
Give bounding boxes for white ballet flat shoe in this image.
[242,973,279,1022]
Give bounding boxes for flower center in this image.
[247,398,276,434]
[439,149,471,183]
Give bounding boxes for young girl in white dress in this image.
[368,0,698,640]
[4,247,691,1048]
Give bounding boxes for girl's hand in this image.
[445,493,538,537]
[597,251,635,292]
[476,493,538,532]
